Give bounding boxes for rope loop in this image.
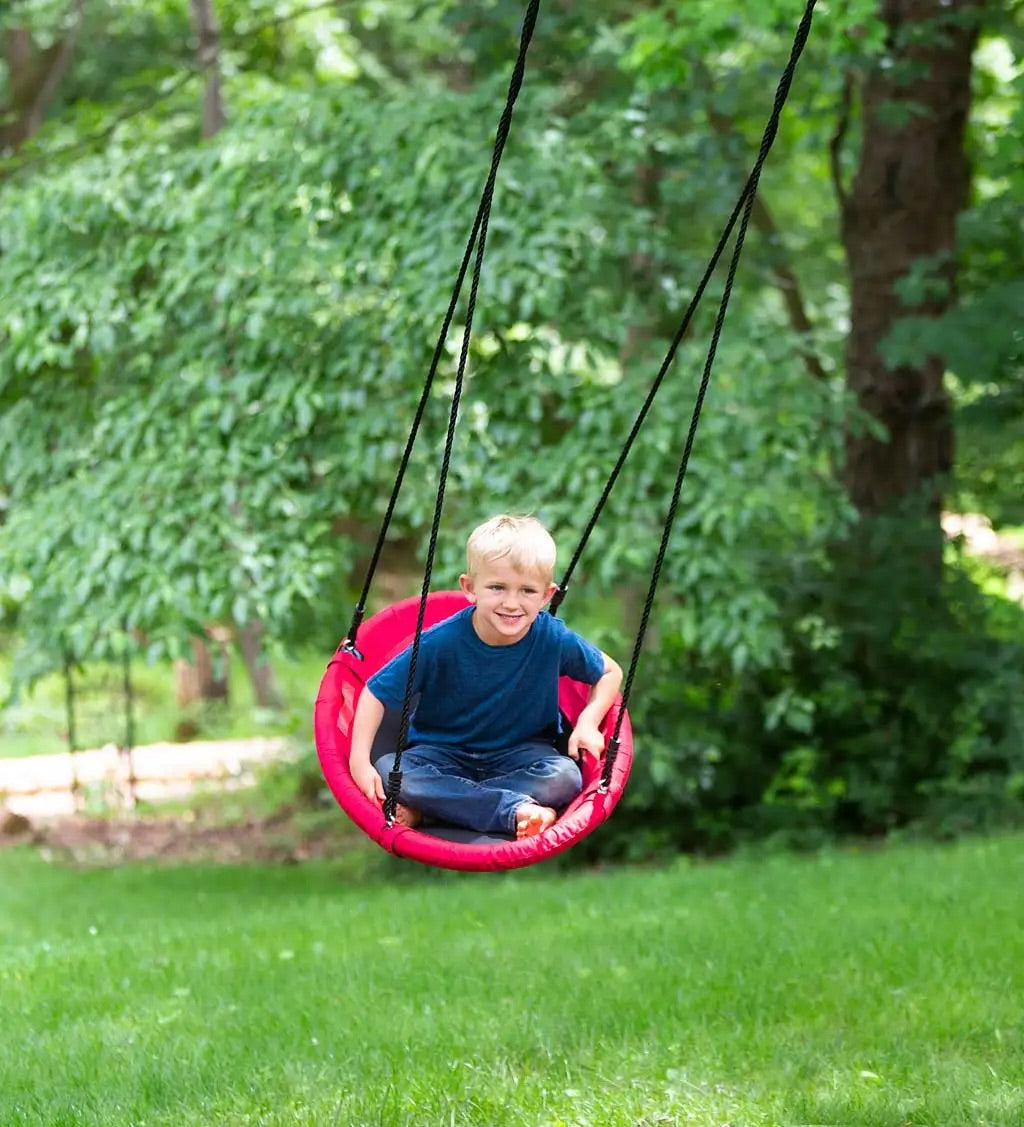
[391,0,543,782]
[345,2,542,652]
[555,0,818,612]
[610,0,817,734]
[339,0,818,807]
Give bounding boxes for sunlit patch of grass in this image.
[1,836,1022,1125]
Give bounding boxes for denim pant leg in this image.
[482,741,583,810]
[376,746,530,836]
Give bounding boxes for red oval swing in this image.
[314,591,633,872]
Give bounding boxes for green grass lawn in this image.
[2,836,1022,1126]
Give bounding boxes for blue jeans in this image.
[375,741,582,836]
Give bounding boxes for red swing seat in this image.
[313,591,633,872]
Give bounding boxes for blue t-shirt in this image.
[367,607,605,752]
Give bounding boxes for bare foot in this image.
[394,804,422,829]
[515,802,557,839]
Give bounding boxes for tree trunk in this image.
[172,0,233,719]
[189,0,226,138]
[235,619,285,710]
[174,632,231,707]
[840,0,980,542]
[0,1,85,153]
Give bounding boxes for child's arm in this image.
[567,652,623,761]
[349,688,387,801]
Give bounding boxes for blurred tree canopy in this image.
[1,0,1022,851]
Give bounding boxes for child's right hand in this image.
[351,759,385,802]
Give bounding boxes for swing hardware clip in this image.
[599,735,620,793]
[340,604,367,660]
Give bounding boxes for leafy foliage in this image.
[2,0,1023,853]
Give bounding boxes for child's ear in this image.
[459,573,477,603]
[543,581,559,605]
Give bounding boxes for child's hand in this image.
[567,721,605,762]
[351,759,385,802]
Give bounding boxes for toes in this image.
[515,814,535,839]
[515,807,554,839]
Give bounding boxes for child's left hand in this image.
[567,721,605,761]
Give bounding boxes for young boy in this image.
[349,514,623,839]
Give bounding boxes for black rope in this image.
[383,0,542,825]
[601,0,817,790]
[549,181,753,616]
[344,2,540,659]
[551,2,816,618]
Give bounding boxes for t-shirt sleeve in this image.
[367,645,421,710]
[558,625,606,685]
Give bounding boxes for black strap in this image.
[383,0,542,825]
[601,0,817,790]
[344,0,542,659]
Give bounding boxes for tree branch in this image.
[829,70,854,213]
[702,91,826,382]
[24,0,86,139]
[1,0,86,152]
[749,193,827,381]
[0,0,348,178]
[1,69,201,178]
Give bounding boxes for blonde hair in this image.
[465,514,557,582]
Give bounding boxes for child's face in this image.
[459,560,558,646]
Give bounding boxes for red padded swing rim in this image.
[313,591,633,872]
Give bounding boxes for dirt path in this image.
[0,737,359,867]
[0,736,293,818]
